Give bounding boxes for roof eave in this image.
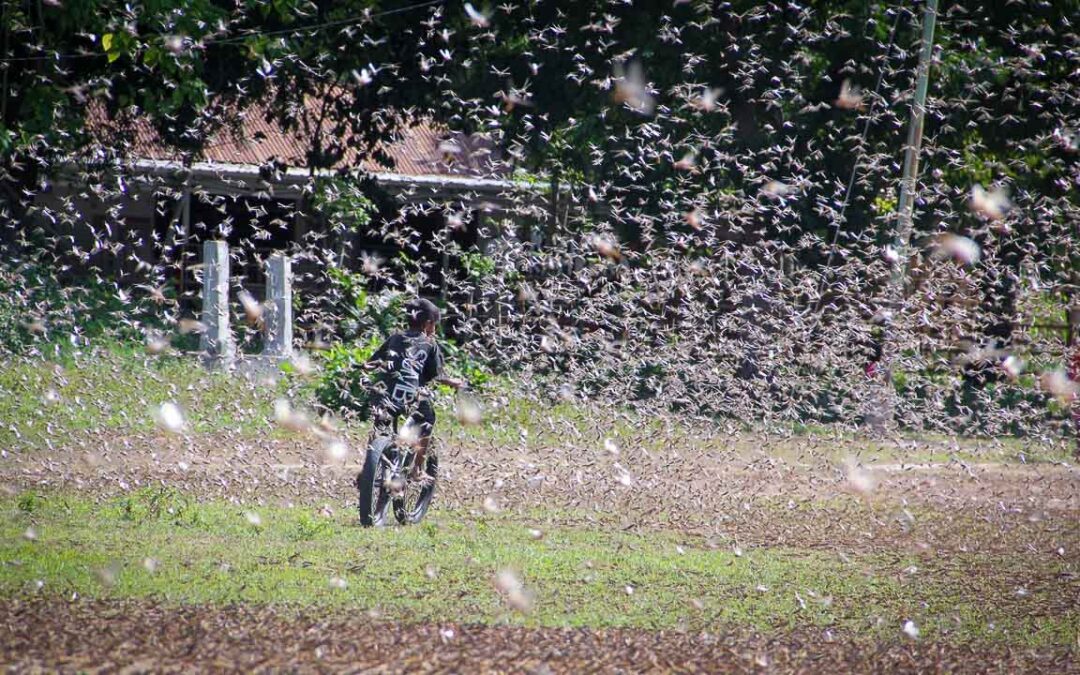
[127,158,522,196]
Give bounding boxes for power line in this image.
[808,2,908,318]
[0,0,445,64]
[212,0,445,45]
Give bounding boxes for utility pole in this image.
[874,0,940,430]
[890,0,940,291]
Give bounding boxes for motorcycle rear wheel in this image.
[393,452,438,525]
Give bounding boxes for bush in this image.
[460,251,497,280]
[286,512,333,541]
[17,492,44,514]
[112,487,197,525]
[0,261,67,355]
[312,330,495,419]
[325,267,407,341]
[312,335,383,418]
[0,259,173,356]
[440,339,494,389]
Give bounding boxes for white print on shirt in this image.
[390,345,429,406]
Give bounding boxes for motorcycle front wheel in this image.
[357,438,393,527]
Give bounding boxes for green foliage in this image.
[309,329,494,416]
[872,193,897,217]
[1024,291,1071,343]
[510,169,548,187]
[2,0,236,162]
[309,273,495,412]
[113,487,198,525]
[311,177,376,233]
[311,335,383,417]
[16,493,44,514]
[286,512,334,542]
[460,251,497,280]
[0,260,173,356]
[891,369,909,393]
[439,339,494,389]
[0,264,48,355]
[944,131,1015,186]
[100,31,135,63]
[325,268,406,341]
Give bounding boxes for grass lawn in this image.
[0,346,278,445]
[0,344,1074,465]
[2,488,1076,647]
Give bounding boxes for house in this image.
[35,99,524,305]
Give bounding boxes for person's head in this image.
[405,297,441,336]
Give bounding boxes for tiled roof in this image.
[93,99,501,179]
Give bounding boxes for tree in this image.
[1,0,465,228]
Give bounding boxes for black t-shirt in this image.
[367,331,443,409]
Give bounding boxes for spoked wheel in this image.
[393,451,438,525]
[357,438,393,527]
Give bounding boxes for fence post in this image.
[200,240,234,369]
[1067,307,1080,350]
[1069,306,1080,458]
[263,253,293,360]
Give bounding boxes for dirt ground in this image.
[3,432,1079,672]
[2,599,1076,674]
[5,431,1079,553]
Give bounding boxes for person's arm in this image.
[427,341,466,389]
[364,338,391,372]
[435,374,466,389]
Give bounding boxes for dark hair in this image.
[406,297,441,330]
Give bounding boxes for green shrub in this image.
[312,335,383,417]
[325,267,407,341]
[286,512,333,541]
[440,339,494,389]
[112,487,196,525]
[17,492,44,514]
[311,330,495,418]
[460,251,497,280]
[0,260,174,355]
[0,261,69,355]
[312,177,375,234]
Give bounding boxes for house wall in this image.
[33,178,157,283]
[33,162,523,311]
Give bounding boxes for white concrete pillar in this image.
[199,240,234,368]
[263,253,293,360]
